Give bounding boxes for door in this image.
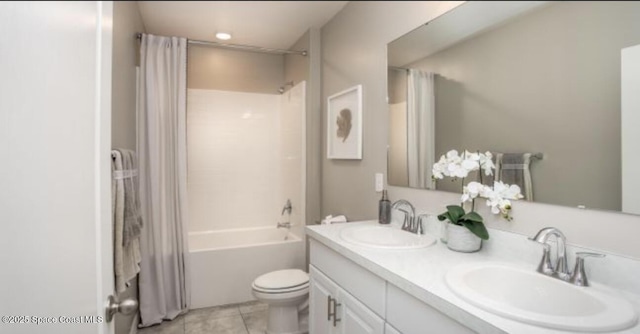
[338,289,385,334]
[309,266,339,334]
[0,2,114,334]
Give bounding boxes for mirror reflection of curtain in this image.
[407,69,435,188]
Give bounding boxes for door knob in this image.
[105,295,138,322]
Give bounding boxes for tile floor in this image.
[137,300,268,334]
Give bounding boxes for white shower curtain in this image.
[407,69,435,189]
[137,34,191,327]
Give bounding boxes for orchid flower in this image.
[432,149,524,221]
[461,181,486,203]
[479,151,495,176]
[482,181,524,220]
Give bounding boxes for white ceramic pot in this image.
[446,222,482,253]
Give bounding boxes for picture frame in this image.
[327,85,363,159]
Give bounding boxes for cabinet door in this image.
[338,288,385,334]
[310,265,339,334]
[386,284,476,334]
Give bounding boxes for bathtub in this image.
[189,226,305,309]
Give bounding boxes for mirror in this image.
[387,1,640,214]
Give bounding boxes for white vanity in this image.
[306,221,640,334]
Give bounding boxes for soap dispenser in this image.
[378,190,391,224]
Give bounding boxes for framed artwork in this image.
[327,85,363,159]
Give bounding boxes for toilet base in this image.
[266,304,308,334]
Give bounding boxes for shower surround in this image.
[186,83,306,308]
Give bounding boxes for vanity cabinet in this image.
[309,239,475,334]
[386,284,475,334]
[310,266,385,334]
[309,265,339,334]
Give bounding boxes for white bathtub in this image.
[189,226,305,309]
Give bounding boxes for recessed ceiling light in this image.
[215,32,232,40]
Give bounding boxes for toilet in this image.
[252,269,309,334]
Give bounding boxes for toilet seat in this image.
[252,269,309,294]
[252,281,309,294]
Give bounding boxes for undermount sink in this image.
[445,262,638,332]
[340,224,437,249]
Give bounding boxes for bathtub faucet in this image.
[281,199,292,216]
[277,222,291,229]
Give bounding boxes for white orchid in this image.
[432,150,494,181]
[479,151,495,176]
[432,150,524,222]
[482,181,524,220]
[461,181,486,203]
[432,159,446,179]
[447,162,470,178]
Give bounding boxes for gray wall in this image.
[285,30,310,87]
[284,29,323,227]
[188,46,284,93]
[321,1,640,259]
[284,29,323,271]
[387,69,406,105]
[409,1,640,211]
[112,1,145,151]
[321,1,461,222]
[111,1,145,333]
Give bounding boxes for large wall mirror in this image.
[387,1,640,214]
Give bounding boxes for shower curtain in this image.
[407,69,435,188]
[137,33,191,327]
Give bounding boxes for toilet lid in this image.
[253,269,309,290]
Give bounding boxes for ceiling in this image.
[137,1,349,50]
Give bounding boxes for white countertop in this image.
[306,220,640,334]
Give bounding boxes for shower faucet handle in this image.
[281,199,292,216]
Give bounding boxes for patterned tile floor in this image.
[137,301,268,334]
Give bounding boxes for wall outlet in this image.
[375,173,384,192]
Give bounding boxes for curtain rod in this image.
[135,33,307,56]
[389,66,409,72]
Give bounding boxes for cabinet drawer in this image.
[310,239,386,317]
[386,284,475,334]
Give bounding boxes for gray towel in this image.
[112,149,143,293]
[495,153,534,201]
[118,149,143,246]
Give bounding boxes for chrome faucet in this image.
[391,199,420,234]
[569,252,605,286]
[529,227,605,286]
[414,214,428,235]
[529,227,569,279]
[281,199,292,216]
